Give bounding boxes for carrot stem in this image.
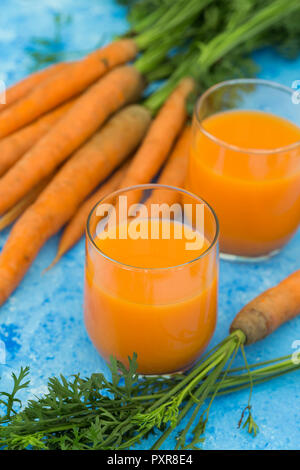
[145,0,300,113]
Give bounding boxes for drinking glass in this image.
[84,184,219,375]
[186,79,300,260]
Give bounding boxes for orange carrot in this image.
[0,39,138,137]
[49,161,129,268]
[0,62,67,112]
[230,269,300,344]
[144,125,191,207]
[118,77,195,206]
[0,65,144,216]
[0,105,151,305]
[0,100,74,177]
[111,77,194,219]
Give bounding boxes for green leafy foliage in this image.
[0,356,146,450]
[1,332,299,450]
[270,11,300,58]
[238,405,259,437]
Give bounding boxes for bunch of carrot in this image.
[0,3,299,450]
[0,20,197,304]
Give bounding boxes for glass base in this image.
[220,249,280,263]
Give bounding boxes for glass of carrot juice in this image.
[186,79,300,260]
[84,184,219,375]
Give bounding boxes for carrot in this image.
[0,65,144,216]
[0,105,151,305]
[0,100,74,177]
[230,269,300,344]
[117,77,195,208]
[0,39,138,137]
[144,125,191,207]
[0,62,67,112]
[0,176,52,231]
[48,162,129,268]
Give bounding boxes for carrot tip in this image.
[43,253,62,273]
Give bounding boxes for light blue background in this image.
[0,0,299,450]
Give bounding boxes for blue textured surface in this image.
[0,0,300,450]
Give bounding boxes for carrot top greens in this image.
[139,0,300,111]
[1,332,299,450]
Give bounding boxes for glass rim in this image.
[86,183,219,271]
[195,78,300,155]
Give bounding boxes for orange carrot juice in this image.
[186,80,300,258]
[84,186,219,375]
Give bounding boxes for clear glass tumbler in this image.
[84,184,219,375]
[186,79,300,261]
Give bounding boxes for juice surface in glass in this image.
[84,185,219,375]
[186,79,300,259]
